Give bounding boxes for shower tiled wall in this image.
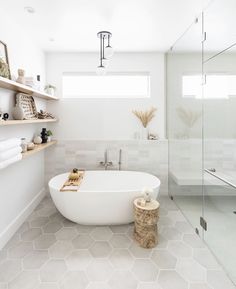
[169,138,236,195]
[45,140,168,195]
[170,138,236,173]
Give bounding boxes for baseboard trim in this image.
[0,188,46,250]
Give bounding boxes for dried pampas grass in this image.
[132,107,157,128]
[176,107,201,128]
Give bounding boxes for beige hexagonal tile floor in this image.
[0,195,235,289]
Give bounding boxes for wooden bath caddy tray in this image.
[60,171,85,192]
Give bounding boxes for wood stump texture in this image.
[133,198,160,249]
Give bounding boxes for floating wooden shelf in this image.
[0,118,58,126]
[0,76,59,100]
[22,141,57,159]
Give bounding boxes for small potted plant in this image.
[44,84,56,96]
[47,130,53,142]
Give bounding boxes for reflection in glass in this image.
[167,15,203,236]
[167,0,236,284]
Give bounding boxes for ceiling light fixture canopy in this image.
[97,31,113,75]
[24,6,35,13]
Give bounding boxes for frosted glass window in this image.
[182,74,236,99]
[62,73,150,98]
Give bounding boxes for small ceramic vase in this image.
[21,138,27,153]
[140,127,148,140]
[27,142,35,150]
[16,69,26,85]
[12,105,24,120]
[45,87,55,96]
[33,135,42,144]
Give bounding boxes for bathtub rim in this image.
[48,170,161,194]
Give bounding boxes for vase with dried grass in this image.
[132,107,157,139]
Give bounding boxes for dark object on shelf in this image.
[36,75,41,90]
[41,128,48,143]
[37,110,55,119]
[0,40,11,79]
[3,113,9,121]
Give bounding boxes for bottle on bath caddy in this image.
[69,168,80,181]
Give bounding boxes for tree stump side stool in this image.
[133,198,160,249]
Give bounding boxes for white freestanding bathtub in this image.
[49,171,161,225]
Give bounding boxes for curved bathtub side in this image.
[50,186,159,225]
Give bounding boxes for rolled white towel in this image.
[0,138,21,152]
[0,146,22,162]
[0,154,22,170]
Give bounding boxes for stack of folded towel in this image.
[0,138,22,170]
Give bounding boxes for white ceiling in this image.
[0,0,210,52]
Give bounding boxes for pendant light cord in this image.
[102,35,105,60]
[97,31,112,69]
[100,34,103,67]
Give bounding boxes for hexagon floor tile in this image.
[89,241,112,258]
[108,270,138,289]
[60,271,88,289]
[9,270,40,289]
[72,234,94,249]
[132,259,159,281]
[65,250,92,270]
[0,196,234,289]
[86,259,113,281]
[109,249,134,270]
[23,250,49,269]
[90,227,113,241]
[40,259,67,282]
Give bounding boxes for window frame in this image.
[62,71,151,99]
[182,73,236,100]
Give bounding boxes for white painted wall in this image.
[46,52,165,140]
[0,10,46,249]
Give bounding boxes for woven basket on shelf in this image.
[13,93,37,120]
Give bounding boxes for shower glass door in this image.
[167,15,204,236]
[167,0,236,283]
[203,0,236,284]
[203,44,236,286]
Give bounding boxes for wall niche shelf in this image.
[22,141,57,159]
[0,76,59,100]
[0,119,58,126]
